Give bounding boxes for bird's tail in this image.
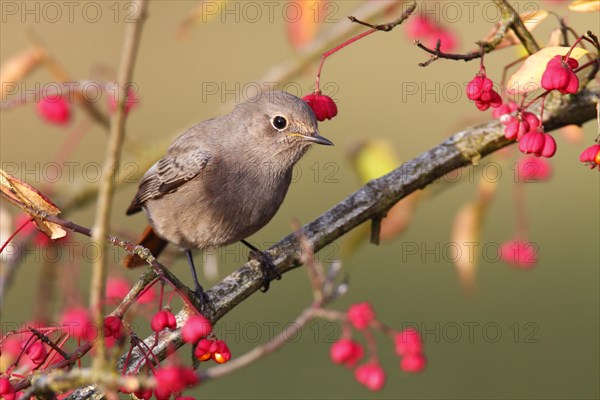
[123,225,169,268]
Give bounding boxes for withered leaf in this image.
[0,169,66,240]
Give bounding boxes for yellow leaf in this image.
[569,0,600,12]
[507,46,591,95]
[0,169,66,240]
[351,139,399,182]
[345,140,421,251]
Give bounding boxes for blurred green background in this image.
[1,1,599,398]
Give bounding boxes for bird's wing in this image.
[126,146,211,215]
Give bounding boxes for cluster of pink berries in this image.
[0,274,227,399]
[182,315,231,364]
[0,303,136,388]
[329,302,426,391]
[466,74,502,111]
[499,108,557,158]
[466,49,599,169]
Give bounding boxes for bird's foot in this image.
[185,249,213,311]
[193,283,213,312]
[248,250,281,292]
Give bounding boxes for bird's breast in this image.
[145,161,293,250]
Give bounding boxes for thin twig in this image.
[416,39,485,67]
[347,1,416,32]
[294,221,325,300]
[314,2,416,91]
[415,0,540,67]
[200,301,323,381]
[29,328,70,360]
[89,0,148,370]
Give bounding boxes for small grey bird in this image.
[124,91,333,297]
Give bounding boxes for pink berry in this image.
[302,93,338,121]
[394,328,423,356]
[195,338,215,361]
[150,310,177,333]
[330,339,364,367]
[354,362,386,391]
[405,16,436,38]
[212,340,231,364]
[466,75,492,101]
[579,144,600,169]
[103,315,124,339]
[24,341,47,365]
[0,377,16,400]
[405,15,458,52]
[154,366,198,395]
[522,112,540,131]
[500,240,538,269]
[37,95,71,125]
[435,29,458,52]
[182,315,213,343]
[519,131,556,158]
[504,117,530,140]
[60,307,94,341]
[347,302,376,330]
[105,277,131,301]
[541,55,580,94]
[517,156,552,181]
[540,134,557,158]
[401,352,427,373]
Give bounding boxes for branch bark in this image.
[66,88,599,399]
[493,0,540,54]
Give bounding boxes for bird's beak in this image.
[291,132,334,146]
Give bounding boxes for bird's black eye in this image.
[271,115,287,130]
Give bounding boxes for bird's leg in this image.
[185,249,210,308]
[241,240,281,292]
